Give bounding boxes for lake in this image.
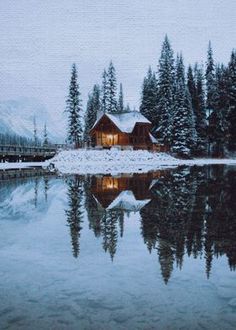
[0,165,236,329]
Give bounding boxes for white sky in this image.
[0,0,235,117]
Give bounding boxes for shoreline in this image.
[50,149,236,175]
[0,150,236,174]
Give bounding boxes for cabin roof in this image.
[91,111,151,133]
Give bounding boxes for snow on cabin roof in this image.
[91,111,151,133]
[106,112,151,133]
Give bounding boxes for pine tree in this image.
[66,63,83,148]
[101,69,109,113]
[140,67,158,123]
[118,83,124,112]
[206,43,228,156]
[214,64,229,111]
[187,65,196,108]
[33,116,38,145]
[194,65,207,155]
[205,42,218,155]
[84,85,100,145]
[172,54,196,157]
[43,123,49,146]
[124,103,131,112]
[185,88,197,152]
[206,41,216,112]
[84,95,93,144]
[107,61,118,113]
[156,35,175,145]
[209,64,228,156]
[227,50,236,151]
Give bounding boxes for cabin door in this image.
[107,134,118,146]
[113,134,118,145]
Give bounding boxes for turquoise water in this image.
[0,165,236,329]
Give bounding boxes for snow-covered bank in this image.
[1,150,235,174]
[51,149,236,175]
[0,162,48,170]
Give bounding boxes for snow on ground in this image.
[1,149,236,174]
[50,149,236,175]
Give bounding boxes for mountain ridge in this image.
[0,97,66,143]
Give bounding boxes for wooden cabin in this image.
[90,111,162,151]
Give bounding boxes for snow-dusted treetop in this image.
[91,111,151,133]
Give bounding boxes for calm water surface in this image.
[0,165,236,329]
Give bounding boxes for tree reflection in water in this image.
[65,165,236,283]
[65,176,84,258]
[84,176,125,260]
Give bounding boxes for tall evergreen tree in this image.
[172,54,196,157]
[156,35,175,145]
[107,61,118,113]
[140,67,158,123]
[118,83,124,112]
[210,64,228,156]
[227,50,236,151]
[33,116,38,145]
[187,65,196,109]
[84,84,100,144]
[194,65,207,155]
[124,103,131,112]
[206,44,228,156]
[205,42,225,156]
[101,69,109,113]
[66,63,83,148]
[206,41,216,112]
[43,123,49,146]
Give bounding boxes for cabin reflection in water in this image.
[90,172,164,211]
[82,172,166,261]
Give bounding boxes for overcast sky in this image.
[0,0,235,117]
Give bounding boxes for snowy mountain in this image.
[0,97,66,143]
[0,177,66,223]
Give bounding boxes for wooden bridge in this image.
[0,145,58,162]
